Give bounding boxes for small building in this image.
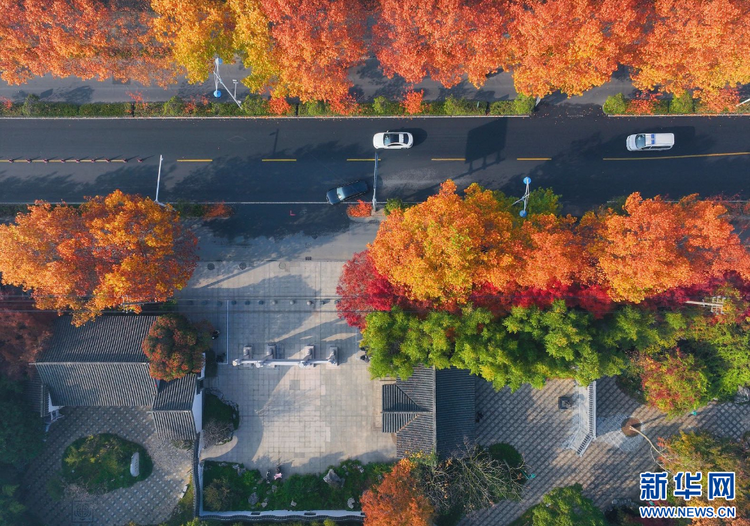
[382,365,476,458]
[30,315,203,441]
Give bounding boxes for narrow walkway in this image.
[23,406,192,526]
[462,376,750,526]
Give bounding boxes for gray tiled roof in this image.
[38,315,157,363]
[152,410,197,441]
[385,366,477,458]
[154,375,197,411]
[382,383,429,433]
[35,362,157,406]
[435,367,476,457]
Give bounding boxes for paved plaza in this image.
[178,258,397,474]
[462,376,750,526]
[23,407,193,526]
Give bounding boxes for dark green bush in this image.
[173,200,206,217]
[204,392,240,430]
[62,433,152,494]
[489,100,516,115]
[299,100,332,116]
[602,93,627,114]
[442,96,487,115]
[78,103,130,117]
[513,94,536,114]
[384,197,410,216]
[487,443,524,469]
[133,102,162,117]
[163,96,185,116]
[21,94,41,116]
[669,91,695,114]
[212,101,245,116]
[242,95,269,116]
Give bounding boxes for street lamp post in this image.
[213,57,243,109]
[372,152,379,213]
[512,176,532,217]
[155,154,163,204]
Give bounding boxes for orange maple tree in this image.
[373,0,510,88]
[369,180,518,303]
[151,0,235,83]
[584,193,750,303]
[0,0,173,86]
[0,290,54,378]
[629,0,750,98]
[0,191,198,326]
[258,0,366,104]
[507,0,643,97]
[361,459,434,526]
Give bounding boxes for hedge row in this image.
[0,94,535,118]
[603,92,750,115]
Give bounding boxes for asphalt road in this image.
[1,113,748,237]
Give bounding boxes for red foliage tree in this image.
[141,314,210,381]
[0,289,54,378]
[361,458,434,526]
[0,0,174,86]
[336,250,399,329]
[373,0,510,88]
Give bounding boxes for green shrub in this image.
[487,443,524,469]
[489,100,516,115]
[299,100,332,116]
[173,200,206,218]
[242,95,269,116]
[133,102,162,117]
[62,433,152,494]
[212,102,245,116]
[371,96,390,115]
[0,101,23,116]
[442,96,487,116]
[21,94,41,116]
[513,94,536,114]
[163,96,185,116]
[78,103,130,117]
[602,93,627,115]
[670,91,695,114]
[384,198,408,216]
[205,392,240,430]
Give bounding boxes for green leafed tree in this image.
[530,484,606,526]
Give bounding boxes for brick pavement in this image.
[23,406,192,526]
[461,376,750,526]
[178,260,397,476]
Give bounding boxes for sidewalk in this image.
[0,59,637,106]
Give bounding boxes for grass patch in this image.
[202,459,392,512]
[204,392,240,430]
[62,433,152,494]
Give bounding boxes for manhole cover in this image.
[207,263,215,270]
[72,502,93,521]
[622,417,642,437]
[279,262,287,270]
[239,262,247,270]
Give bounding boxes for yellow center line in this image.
[261,158,296,162]
[177,159,213,162]
[49,160,64,163]
[347,158,376,162]
[432,158,465,161]
[80,160,94,163]
[31,160,47,163]
[0,159,11,163]
[517,157,551,161]
[604,151,750,161]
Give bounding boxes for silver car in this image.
[626,133,675,151]
[373,131,414,150]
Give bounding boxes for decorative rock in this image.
[347,498,355,509]
[129,452,140,477]
[357,465,364,474]
[248,492,258,506]
[290,500,296,507]
[261,498,268,508]
[271,484,278,493]
[323,468,344,489]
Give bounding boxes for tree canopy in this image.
[0,192,198,326]
[141,314,210,381]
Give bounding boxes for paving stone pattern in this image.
[178,260,397,476]
[462,376,750,526]
[23,406,192,526]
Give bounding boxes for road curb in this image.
[0,114,530,120]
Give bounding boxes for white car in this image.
[626,133,675,151]
[373,131,414,150]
